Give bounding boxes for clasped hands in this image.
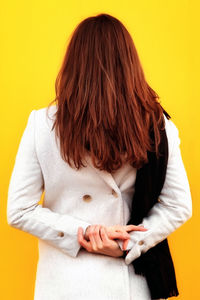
[77,224,148,258]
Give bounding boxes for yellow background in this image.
[0,0,199,299]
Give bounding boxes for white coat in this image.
[7,104,192,300]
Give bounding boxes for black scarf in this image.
[126,109,179,299]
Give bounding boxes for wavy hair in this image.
[47,13,171,172]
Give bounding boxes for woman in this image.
[7,13,192,300]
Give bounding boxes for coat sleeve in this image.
[118,118,193,265]
[7,110,91,258]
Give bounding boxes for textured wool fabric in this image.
[7,105,192,300]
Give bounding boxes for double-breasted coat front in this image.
[7,104,192,300]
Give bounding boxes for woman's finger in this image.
[100,226,110,245]
[92,225,103,249]
[77,227,92,252]
[88,225,99,251]
[124,225,148,232]
[108,231,130,240]
[107,226,130,239]
[122,238,130,251]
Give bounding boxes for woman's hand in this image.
[77,225,125,257]
[84,224,148,251]
[106,224,148,250]
[84,224,132,241]
[84,224,147,241]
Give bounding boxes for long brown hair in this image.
[47,13,171,172]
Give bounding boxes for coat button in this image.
[138,240,144,245]
[82,194,92,202]
[58,231,64,237]
[112,189,118,198]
